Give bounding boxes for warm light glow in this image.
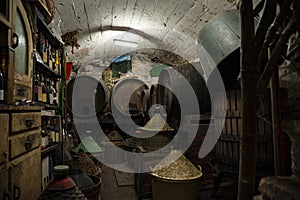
[113,39,138,48]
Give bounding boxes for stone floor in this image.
[99,162,238,200]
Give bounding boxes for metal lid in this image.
[139,113,174,132]
[150,150,202,180]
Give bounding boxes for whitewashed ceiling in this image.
[53,0,238,67]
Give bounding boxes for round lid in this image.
[150,150,202,180]
[54,165,69,173]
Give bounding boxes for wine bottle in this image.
[34,73,39,101]
[52,81,58,106]
[43,39,48,64]
[49,79,54,105]
[38,73,43,102]
[41,74,47,103]
[0,64,4,104]
[46,77,50,104]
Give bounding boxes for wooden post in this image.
[238,1,257,200]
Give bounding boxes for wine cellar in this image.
[0,0,300,200]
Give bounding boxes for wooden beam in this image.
[256,16,295,94]
[238,0,257,199]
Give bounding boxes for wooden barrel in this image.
[110,77,148,117]
[150,84,158,106]
[157,64,211,128]
[214,89,274,175]
[141,89,150,117]
[66,75,108,118]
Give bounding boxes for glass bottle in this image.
[38,73,43,102]
[0,59,5,104]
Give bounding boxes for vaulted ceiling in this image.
[52,0,239,68]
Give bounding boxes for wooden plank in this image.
[11,112,41,133]
[236,90,241,111]
[9,129,41,159]
[226,118,231,136]
[10,148,41,200]
[0,114,8,168]
[232,142,239,165]
[232,117,238,136]
[238,0,257,199]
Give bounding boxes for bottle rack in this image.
[31,7,65,167]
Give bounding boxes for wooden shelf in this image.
[41,143,59,157]
[34,102,60,110]
[35,58,61,78]
[36,15,62,48]
[26,0,52,24]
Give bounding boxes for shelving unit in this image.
[27,1,65,192]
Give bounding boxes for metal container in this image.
[198,9,241,67]
[150,150,203,200]
[198,9,257,90]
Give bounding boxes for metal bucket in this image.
[66,75,108,118]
